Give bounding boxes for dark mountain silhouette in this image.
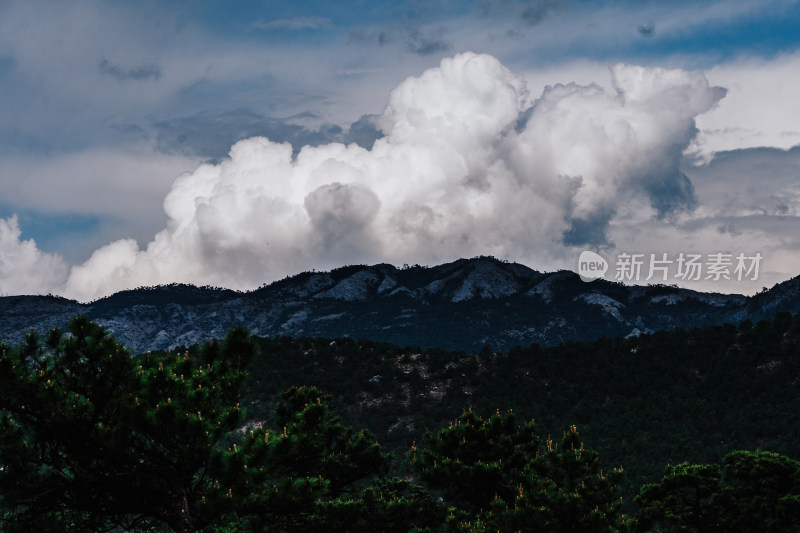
[1,256,798,353]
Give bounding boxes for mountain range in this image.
[1,256,799,353]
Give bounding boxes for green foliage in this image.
[0,315,256,532]
[469,312,800,503]
[636,450,800,532]
[412,407,538,511]
[199,385,392,531]
[3,312,800,531]
[413,408,629,532]
[0,318,395,533]
[239,311,800,511]
[272,385,391,494]
[312,477,443,532]
[636,462,721,532]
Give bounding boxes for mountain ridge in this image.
[1,256,798,353]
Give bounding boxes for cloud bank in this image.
[51,52,725,301]
[0,216,67,296]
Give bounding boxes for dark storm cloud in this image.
[98,58,161,81]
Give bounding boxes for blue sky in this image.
[1,0,799,300]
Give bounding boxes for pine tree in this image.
[0,319,398,532]
[311,476,443,532]
[635,462,721,532]
[636,450,800,533]
[516,425,628,532]
[412,408,628,532]
[0,316,255,532]
[199,385,392,531]
[411,407,538,513]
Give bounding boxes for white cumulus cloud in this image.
[61,52,726,301]
[0,216,68,296]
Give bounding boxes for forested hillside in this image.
[3,257,799,354]
[1,311,799,531]
[241,311,800,505]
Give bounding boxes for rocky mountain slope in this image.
[1,257,799,353]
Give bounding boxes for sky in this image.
[0,0,799,301]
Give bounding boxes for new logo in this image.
[578,251,608,282]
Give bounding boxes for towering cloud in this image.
[510,64,725,243]
[60,53,724,301]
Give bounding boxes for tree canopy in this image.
[2,316,800,532]
[412,407,629,532]
[636,450,800,532]
[0,317,389,532]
